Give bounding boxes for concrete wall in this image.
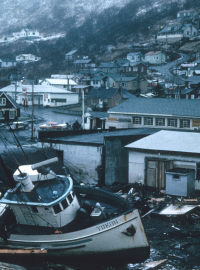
[128,150,200,190]
[39,142,104,186]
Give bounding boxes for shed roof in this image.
[65,50,77,56]
[108,97,200,117]
[125,130,200,154]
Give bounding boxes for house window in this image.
[180,119,190,128]
[115,98,119,105]
[133,116,142,124]
[187,31,189,35]
[104,98,108,103]
[91,98,95,104]
[155,117,165,126]
[9,110,15,119]
[144,117,153,125]
[141,67,144,72]
[167,118,177,127]
[0,98,6,106]
[129,67,131,72]
[133,67,138,72]
[0,111,3,119]
[132,82,136,87]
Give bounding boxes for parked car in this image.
[8,122,29,131]
[39,122,68,130]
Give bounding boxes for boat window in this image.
[31,206,39,213]
[53,204,62,214]
[61,199,68,209]
[68,193,73,204]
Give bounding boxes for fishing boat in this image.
[0,157,150,265]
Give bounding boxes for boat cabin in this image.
[0,158,80,228]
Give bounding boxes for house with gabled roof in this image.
[73,59,95,70]
[0,58,16,68]
[177,9,199,23]
[145,51,166,65]
[122,62,147,75]
[157,23,198,43]
[126,52,145,62]
[86,87,121,109]
[106,97,200,130]
[0,92,20,124]
[97,62,120,73]
[65,50,78,61]
[114,77,148,92]
[39,78,77,90]
[90,74,108,88]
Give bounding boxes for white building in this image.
[125,130,200,191]
[14,29,40,40]
[16,54,41,62]
[40,78,77,90]
[0,84,79,107]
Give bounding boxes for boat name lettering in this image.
[96,220,118,231]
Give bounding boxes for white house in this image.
[16,54,41,62]
[0,59,16,68]
[125,130,200,191]
[127,52,145,62]
[145,51,166,65]
[14,29,40,40]
[157,23,198,43]
[0,84,79,107]
[40,78,77,90]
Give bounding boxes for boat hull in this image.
[3,209,149,264]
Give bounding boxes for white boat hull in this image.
[4,209,149,264]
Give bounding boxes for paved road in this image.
[0,107,81,152]
[149,53,190,84]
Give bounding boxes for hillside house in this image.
[73,59,95,70]
[86,87,121,109]
[39,78,77,90]
[127,52,145,62]
[145,51,166,65]
[0,34,14,43]
[157,23,198,43]
[65,50,78,61]
[106,97,200,130]
[177,9,199,23]
[114,59,129,72]
[125,130,200,191]
[14,29,40,40]
[0,92,20,124]
[114,77,148,92]
[16,54,41,62]
[90,75,108,88]
[97,63,120,73]
[0,59,16,68]
[122,62,147,75]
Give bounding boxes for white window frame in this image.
[0,98,6,106]
[133,116,142,125]
[144,117,153,126]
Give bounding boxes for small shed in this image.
[166,168,195,197]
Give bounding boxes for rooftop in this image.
[125,130,200,154]
[108,97,200,117]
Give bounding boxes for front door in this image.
[146,159,173,190]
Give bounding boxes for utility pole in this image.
[31,81,34,139]
[15,82,17,101]
[82,89,84,130]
